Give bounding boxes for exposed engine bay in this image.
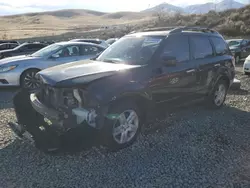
[36,86,99,128]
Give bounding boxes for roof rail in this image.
[170,26,219,34]
[129,26,219,34]
[129,26,180,34]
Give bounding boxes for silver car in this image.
[0,41,106,89]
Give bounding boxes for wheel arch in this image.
[208,74,230,96]
[19,68,41,86]
[107,92,153,121]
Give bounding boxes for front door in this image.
[48,45,82,67]
[149,34,198,106]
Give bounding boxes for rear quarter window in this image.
[211,37,230,56]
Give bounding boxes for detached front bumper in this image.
[8,122,34,143]
[8,90,102,151]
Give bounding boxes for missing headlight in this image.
[63,90,77,108]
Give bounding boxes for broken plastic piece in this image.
[106,114,120,120]
[72,108,97,127]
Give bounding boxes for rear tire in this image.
[101,100,142,151]
[206,79,229,109]
[20,69,40,90]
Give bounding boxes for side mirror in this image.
[161,55,177,66]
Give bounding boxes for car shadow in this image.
[1,103,250,187]
[1,104,250,187]
[228,88,248,95]
[0,88,20,109]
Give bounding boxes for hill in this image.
[0,9,154,39]
[142,3,184,14]
[1,4,250,40]
[143,5,250,37]
[143,0,245,14]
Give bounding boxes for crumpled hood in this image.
[0,55,40,66]
[38,60,141,87]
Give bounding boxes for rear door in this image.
[193,35,230,96]
[78,45,104,60]
[149,34,198,105]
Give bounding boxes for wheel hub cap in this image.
[112,110,139,144]
[214,84,226,106]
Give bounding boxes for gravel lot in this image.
[0,66,250,188]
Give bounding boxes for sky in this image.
[0,0,248,15]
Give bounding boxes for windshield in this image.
[97,36,164,65]
[31,44,62,57]
[227,40,241,47]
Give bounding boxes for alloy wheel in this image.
[112,110,139,144]
[214,84,226,106]
[23,71,40,89]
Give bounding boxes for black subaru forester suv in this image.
[9,26,235,152]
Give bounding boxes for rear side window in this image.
[190,36,213,59]
[80,45,102,55]
[161,35,190,62]
[210,37,230,56]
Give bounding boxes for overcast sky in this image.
[0,0,248,15]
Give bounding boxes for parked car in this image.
[0,40,19,45]
[0,43,19,50]
[8,26,235,152]
[0,42,47,59]
[0,41,106,89]
[70,38,109,48]
[243,55,250,75]
[226,39,250,64]
[106,38,119,45]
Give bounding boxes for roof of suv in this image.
[127,26,222,38]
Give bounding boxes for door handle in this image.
[214,64,221,67]
[186,69,196,73]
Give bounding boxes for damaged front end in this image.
[9,86,106,151]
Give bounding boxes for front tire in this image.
[206,79,229,109]
[102,101,142,151]
[20,69,40,90]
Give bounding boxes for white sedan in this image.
[243,55,250,75]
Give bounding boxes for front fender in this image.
[88,81,153,117]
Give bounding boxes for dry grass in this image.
[0,9,154,39]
